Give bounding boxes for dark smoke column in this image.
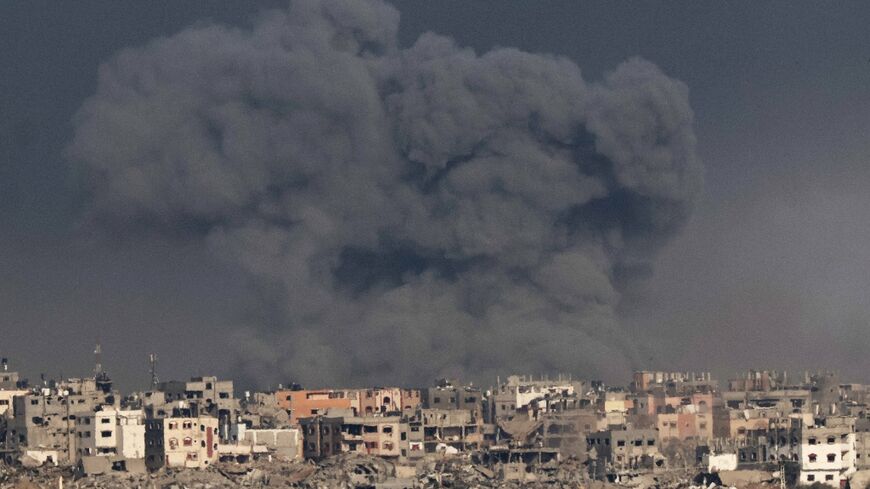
[68,0,701,387]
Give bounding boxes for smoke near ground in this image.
[68,0,701,387]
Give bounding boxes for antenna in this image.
[149,353,159,388]
[93,343,102,378]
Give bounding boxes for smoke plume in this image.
[68,0,701,387]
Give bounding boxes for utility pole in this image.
[149,353,159,388]
[93,343,102,378]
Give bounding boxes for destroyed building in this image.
[300,412,408,460]
[586,428,663,479]
[144,415,219,471]
[422,379,483,420]
[407,408,483,458]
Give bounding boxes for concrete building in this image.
[276,389,357,425]
[407,408,482,458]
[153,376,237,418]
[423,379,483,419]
[3,377,119,465]
[399,389,422,414]
[855,417,870,470]
[796,417,856,486]
[75,409,145,459]
[586,428,663,478]
[144,416,219,470]
[655,406,713,442]
[0,361,23,390]
[357,387,402,416]
[300,412,408,460]
[492,375,579,418]
[242,428,302,460]
[75,409,145,473]
[0,389,29,417]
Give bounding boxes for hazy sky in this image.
[1,1,868,390]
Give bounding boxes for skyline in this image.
[1,1,869,389]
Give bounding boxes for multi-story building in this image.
[586,428,663,478]
[0,389,29,417]
[75,409,145,458]
[855,417,870,470]
[74,409,145,472]
[735,416,856,487]
[399,389,422,415]
[491,375,583,420]
[153,376,237,416]
[656,406,713,442]
[300,413,408,460]
[3,377,119,465]
[423,379,483,419]
[357,387,402,415]
[276,388,358,425]
[407,408,482,457]
[147,376,238,442]
[144,416,219,470]
[796,417,856,486]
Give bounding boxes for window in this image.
[807,475,815,482]
[825,475,834,481]
[101,418,111,424]
[827,454,836,462]
[827,437,836,444]
[183,437,193,447]
[647,440,655,446]
[100,431,112,438]
[808,454,817,462]
[382,426,393,434]
[808,437,817,445]
[634,440,643,446]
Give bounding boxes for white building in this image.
[797,418,856,486]
[75,409,145,461]
[145,416,219,470]
[493,375,578,415]
[0,389,28,416]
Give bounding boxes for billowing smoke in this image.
[68,0,701,387]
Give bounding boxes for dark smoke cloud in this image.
[68,0,701,387]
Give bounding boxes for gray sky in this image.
[1,1,868,390]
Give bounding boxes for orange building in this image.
[400,389,422,414]
[276,389,357,425]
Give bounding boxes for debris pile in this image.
[0,457,787,489]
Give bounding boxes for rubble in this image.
[0,452,796,489]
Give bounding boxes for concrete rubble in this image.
[0,454,787,489]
